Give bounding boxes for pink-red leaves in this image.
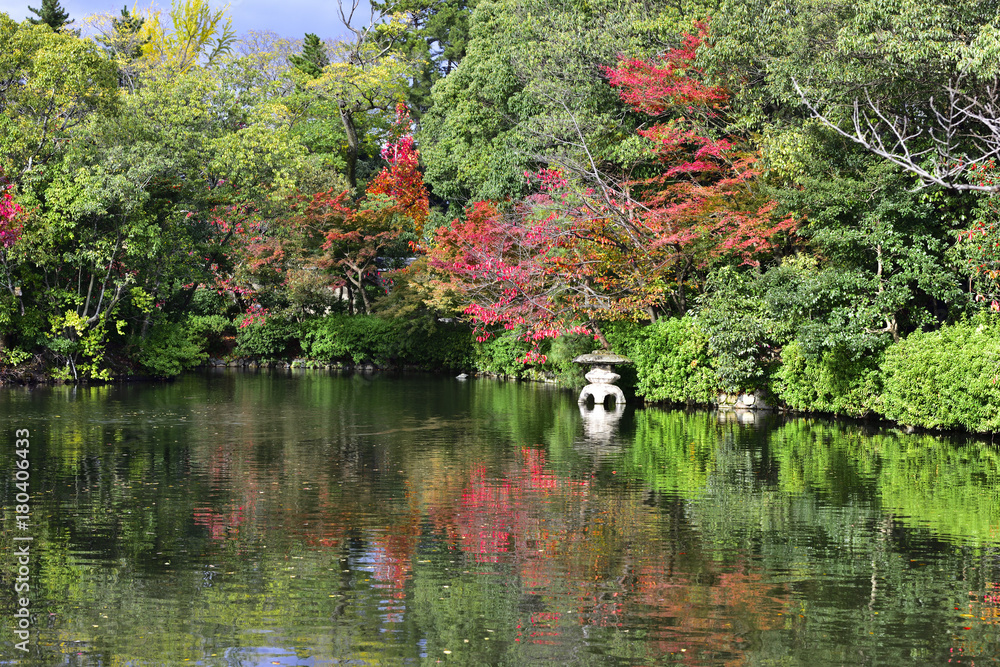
[0,188,23,250]
[605,23,727,116]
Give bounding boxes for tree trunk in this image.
[358,268,370,313]
[340,104,359,191]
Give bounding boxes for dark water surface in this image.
[2,371,1000,665]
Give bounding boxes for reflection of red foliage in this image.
[458,464,517,562]
[522,448,558,492]
[193,505,244,540]
[371,527,418,599]
[626,561,790,659]
[456,449,592,564]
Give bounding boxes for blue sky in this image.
[0,0,371,40]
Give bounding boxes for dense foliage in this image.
[881,317,1000,432]
[1,0,999,430]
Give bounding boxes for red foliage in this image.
[200,105,432,321]
[606,22,727,115]
[366,104,430,236]
[197,201,280,325]
[607,24,796,270]
[427,23,797,348]
[957,161,1000,310]
[429,200,596,346]
[0,186,23,250]
[313,105,430,313]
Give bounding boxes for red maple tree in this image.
[428,24,795,348]
[311,104,430,314]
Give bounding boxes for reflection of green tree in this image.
[768,419,881,501]
[621,410,721,496]
[872,432,1000,546]
[768,420,1000,546]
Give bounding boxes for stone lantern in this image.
[572,352,632,406]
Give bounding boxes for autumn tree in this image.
[302,105,429,314]
[138,0,236,72]
[428,25,794,349]
[603,26,796,311]
[0,181,24,362]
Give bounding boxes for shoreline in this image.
[2,362,995,440]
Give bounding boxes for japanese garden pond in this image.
[2,371,1000,665]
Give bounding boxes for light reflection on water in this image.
[1,371,1000,665]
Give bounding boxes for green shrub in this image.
[136,319,209,377]
[233,313,475,369]
[188,288,231,317]
[545,333,601,389]
[773,340,883,417]
[399,320,476,370]
[881,319,1000,432]
[606,317,717,405]
[696,267,792,392]
[234,317,299,359]
[474,329,534,378]
[186,314,233,357]
[300,314,398,364]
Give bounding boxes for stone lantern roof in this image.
[572,352,632,366]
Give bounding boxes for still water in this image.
[1,371,1000,665]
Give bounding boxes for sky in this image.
[0,0,372,41]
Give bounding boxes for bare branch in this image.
[792,76,1000,192]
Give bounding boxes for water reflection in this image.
[577,402,625,449]
[1,373,1000,665]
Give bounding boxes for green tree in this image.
[27,0,71,31]
[0,16,119,178]
[307,12,416,190]
[418,0,721,213]
[288,33,329,78]
[371,0,477,116]
[91,6,147,90]
[708,0,1000,191]
[688,0,983,403]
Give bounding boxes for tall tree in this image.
[307,4,415,190]
[0,16,120,178]
[27,0,71,31]
[138,0,236,72]
[92,6,147,90]
[289,33,329,78]
[694,0,979,388]
[371,0,477,116]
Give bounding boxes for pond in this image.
[1,371,999,665]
